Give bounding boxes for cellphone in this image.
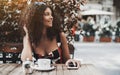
[67,62,78,70]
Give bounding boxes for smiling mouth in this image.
[48,21,52,23]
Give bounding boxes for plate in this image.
[31,65,55,71]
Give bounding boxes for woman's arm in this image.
[60,32,80,68]
[60,32,70,63]
[21,26,33,61]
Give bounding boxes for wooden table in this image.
[0,64,104,75]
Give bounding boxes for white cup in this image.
[37,59,51,69]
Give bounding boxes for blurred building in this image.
[85,0,120,20]
[113,0,120,19]
[81,0,120,24]
[82,0,113,11]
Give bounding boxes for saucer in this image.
[67,66,79,70]
[31,65,55,71]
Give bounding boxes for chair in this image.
[2,43,23,63]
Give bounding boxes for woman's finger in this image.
[23,25,28,33]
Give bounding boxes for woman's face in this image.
[43,7,53,27]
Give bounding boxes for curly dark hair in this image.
[19,2,61,46]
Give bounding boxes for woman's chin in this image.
[48,25,53,27]
[46,25,52,28]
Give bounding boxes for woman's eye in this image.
[44,12,52,16]
[44,13,49,16]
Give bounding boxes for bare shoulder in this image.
[59,32,66,38]
[59,32,67,43]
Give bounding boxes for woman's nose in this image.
[50,15,53,20]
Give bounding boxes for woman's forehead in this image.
[44,7,52,13]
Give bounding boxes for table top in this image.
[0,64,104,75]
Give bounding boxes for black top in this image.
[33,49,61,63]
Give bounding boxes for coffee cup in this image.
[37,59,51,69]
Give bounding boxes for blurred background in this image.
[0,0,120,43]
[74,0,120,43]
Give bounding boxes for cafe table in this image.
[0,64,104,75]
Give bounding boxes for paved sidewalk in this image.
[74,42,120,75]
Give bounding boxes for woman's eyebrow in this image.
[44,12,52,15]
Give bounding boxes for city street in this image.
[74,42,120,75]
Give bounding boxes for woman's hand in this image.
[65,59,80,69]
[23,25,28,35]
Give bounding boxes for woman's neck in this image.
[42,27,47,35]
